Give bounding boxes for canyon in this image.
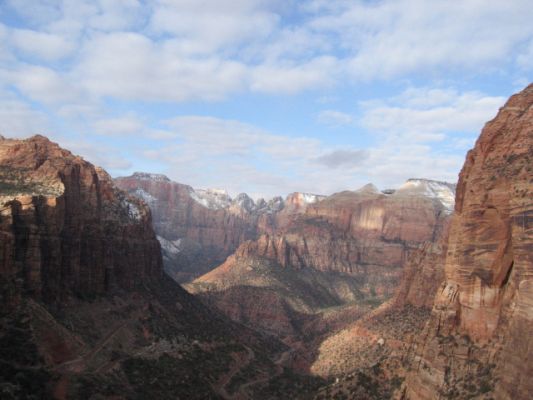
[185,180,453,343]
[0,135,315,400]
[0,83,531,399]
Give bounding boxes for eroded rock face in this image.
[393,221,449,309]
[404,84,533,400]
[115,173,329,282]
[187,182,453,345]
[115,173,267,282]
[0,135,303,400]
[0,135,162,304]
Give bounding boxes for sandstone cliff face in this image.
[404,84,533,400]
[115,173,262,282]
[187,182,453,347]
[197,182,451,293]
[393,221,449,309]
[0,135,301,400]
[0,135,162,304]
[115,173,327,282]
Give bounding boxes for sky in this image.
[0,0,531,199]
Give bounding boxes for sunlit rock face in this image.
[0,135,162,304]
[0,135,291,400]
[116,171,330,282]
[404,84,533,400]
[115,173,261,282]
[187,180,453,343]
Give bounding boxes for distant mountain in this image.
[185,180,454,363]
[115,172,326,282]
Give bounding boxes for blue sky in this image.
[0,0,531,199]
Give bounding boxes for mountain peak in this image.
[397,178,456,212]
[356,183,379,193]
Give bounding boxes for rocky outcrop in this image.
[393,221,449,309]
[0,135,161,305]
[404,84,533,399]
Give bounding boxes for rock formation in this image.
[115,173,263,282]
[0,135,162,304]
[0,135,307,400]
[115,172,323,282]
[403,83,533,399]
[187,180,454,344]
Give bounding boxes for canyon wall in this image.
[187,181,454,341]
[115,173,264,282]
[0,135,162,305]
[404,83,533,400]
[0,135,296,400]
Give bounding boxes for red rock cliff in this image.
[115,174,262,282]
[404,84,533,400]
[212,184,451,297]
[0,135,162,305]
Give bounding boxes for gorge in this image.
[0,83,531,399]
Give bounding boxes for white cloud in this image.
[11,29,74,61]
[8,64,82,105]
[360,88,505,141]
[0,95,51,138]
[75,32,248,101]
[317,110,353,126]
[3,0,530,104]
[517,39,533,69]
[93,115,144,136]
[148,0,279,54]
[58,138,133,170]
[250,56,338,94]
[309,0,533,79]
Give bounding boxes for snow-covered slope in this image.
[395,178,456,212]
[188,187,326,214]
[189,188,232,210]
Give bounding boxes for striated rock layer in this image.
[187,181,453,344]
[115,174,325,282]
[115,173,262,282]
[404,84,533,400]
[0,135,303,400]
[0,135,162,304]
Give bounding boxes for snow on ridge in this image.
[189,188,232,210]
[298,192,326,205]
[133,188,156,204]
[397,178,456,212]
[123,198,142,221]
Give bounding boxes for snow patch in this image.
[300,193,326,204]
[157,236,183,255]
[123,199,142,221]
[133,188,156,204]
[189,188,232,210]
[397,179,456,213]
